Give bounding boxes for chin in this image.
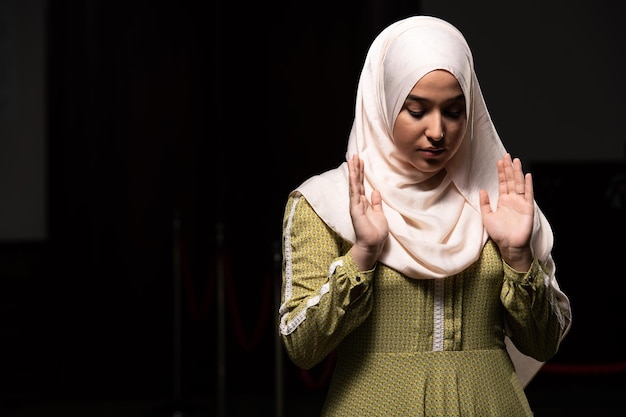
[413,159,446,173]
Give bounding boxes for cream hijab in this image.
[294,15,570,386]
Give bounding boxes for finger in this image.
[503,153,516,194]
[356,155,364,184]
[478,189,492,215]
[348,155,358,197]
[524,172,534,201]
[348,154,364,201]
[497,158,508,197]
[370,190,383,211]
[512,157,526,195]
[348,156,355,184]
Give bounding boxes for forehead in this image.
[409,70,463,98]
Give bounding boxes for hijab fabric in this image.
[293,15,570,386]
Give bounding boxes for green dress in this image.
[279,196,567,417]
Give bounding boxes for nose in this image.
[428,131,444,141]
[426,115,444,141]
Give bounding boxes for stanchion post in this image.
[273,240,284,417]
[172,209,182,415]
[216,222,226,417]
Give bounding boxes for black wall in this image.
[1,1,624,416]
[2,0,422,414]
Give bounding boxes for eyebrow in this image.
[406,93,465,103]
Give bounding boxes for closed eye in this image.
[408,110,425,119]
[444,109,464,119]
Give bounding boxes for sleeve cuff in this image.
[344,253,376,286]
[503,257,541,287]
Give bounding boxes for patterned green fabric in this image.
[280,196,566,416]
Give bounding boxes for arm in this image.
[501,256,570,361]
[481,153,570,360]
[278,195,375,369]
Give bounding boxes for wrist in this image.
[501,247,533,272]
[349,244,381,272]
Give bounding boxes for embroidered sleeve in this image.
[278,195,374,369]
[501,258,568,361]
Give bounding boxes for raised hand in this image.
[348,154,389,271]
[479,153,534,271]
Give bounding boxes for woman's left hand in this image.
[479,153,534,271]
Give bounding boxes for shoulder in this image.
[284,195,320,226]
[296,163,349,199]
[285,162,356,243]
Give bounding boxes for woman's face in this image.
[392,70,467,175]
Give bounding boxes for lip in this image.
[418,148,445,157]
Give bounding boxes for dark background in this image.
[1,0,625,416]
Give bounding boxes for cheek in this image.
[392,114,418,147]
[447,122,468,152]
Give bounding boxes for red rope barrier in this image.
[298,351,337,390]
[179,234,272,351]
[541,361,626,375]
[223,251,272,351]
[181,238,214,322]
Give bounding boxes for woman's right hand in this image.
[348,154,389,271]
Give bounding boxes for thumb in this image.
[370,190,384,211]
[479,189,492,216]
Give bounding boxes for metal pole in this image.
[273,240,284,417]
[216,222,226,417]
[172,210,183,417]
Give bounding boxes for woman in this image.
[278,15,571,416]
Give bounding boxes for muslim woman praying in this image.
[278,15,572,416]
